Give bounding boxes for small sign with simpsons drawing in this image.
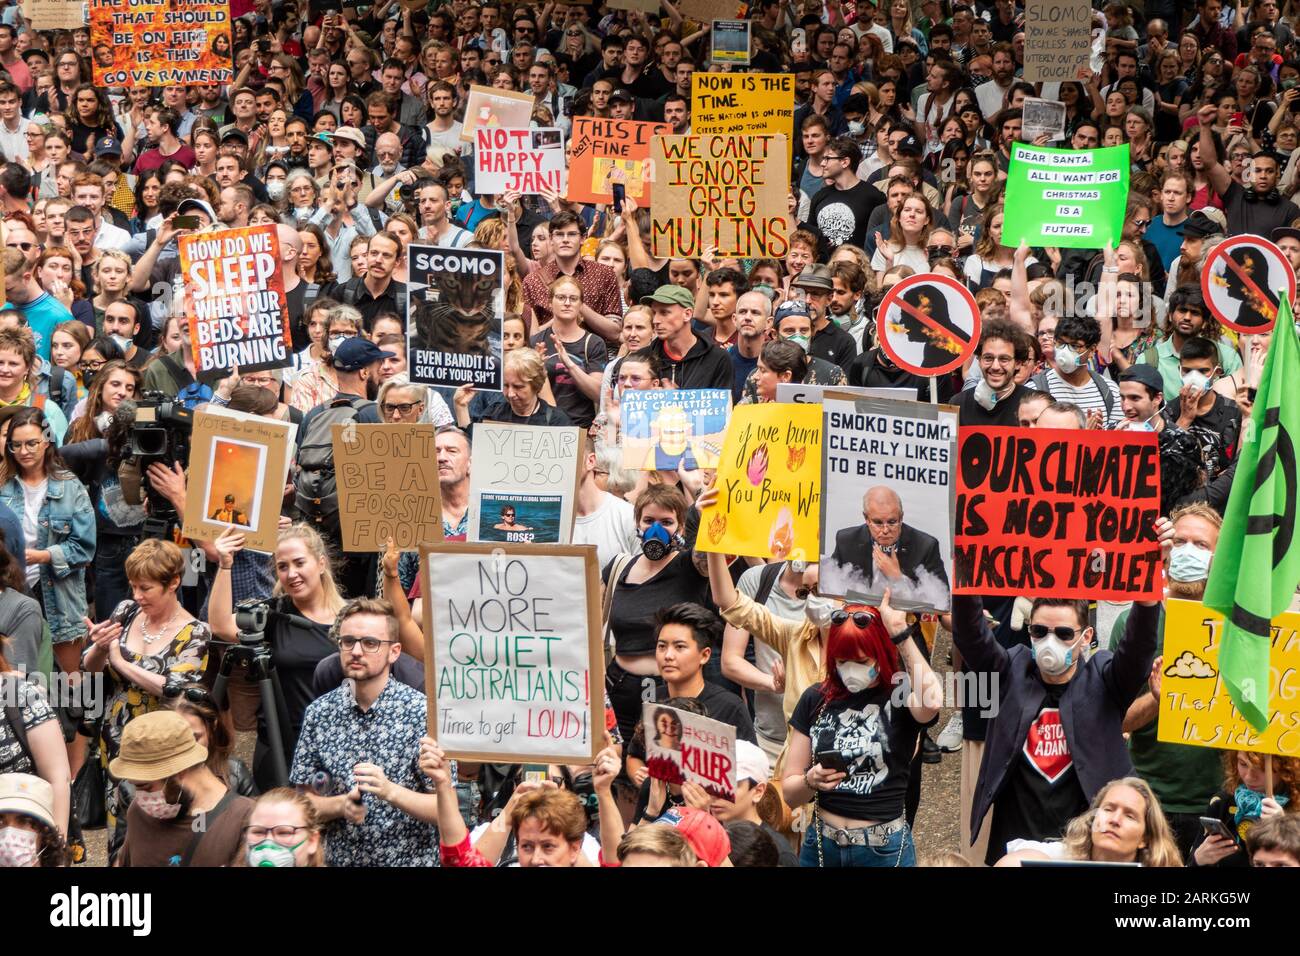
[1157,600,1300,756]
[696,403,821,560]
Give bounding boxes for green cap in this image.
[639,284,695,308]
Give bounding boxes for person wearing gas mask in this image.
[1112,502,1228,859]
[112,711,254,867]
[957,320,1033,426]
[1116,365,1205,515]
[951,515,1174,864]
[1163,335,1240,480]
[602,484,709,744]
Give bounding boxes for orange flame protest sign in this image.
[89,0,233,87]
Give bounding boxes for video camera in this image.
[127,392,193,540]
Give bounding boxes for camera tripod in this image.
[211,617,295,789]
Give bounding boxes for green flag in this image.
[1203,297,1300,731]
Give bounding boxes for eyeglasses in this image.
[831,609,877,628]
[6,242,33,251]
[1036,329,1056,340]
[1028,624,1083,641]
[244,825,310,847]
[381,401,423,416]
[979,354,1014,365]
[9,439,46,452]
[336,635,397,653]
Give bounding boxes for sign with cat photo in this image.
[407,245,505,390]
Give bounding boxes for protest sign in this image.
[461,85,536,143]
[331,424,443,551]
[606,0,660,10]
[690,72,795,137]
[24,0,87,30]
[620,389,730,471]
[473,127,565,195]
[407,245,504,390]
[820,394,958,613]
[468,422,583,544]
[1157,600,1300,756]
[420,542,604,763]
[567,117,671,206]
[652,134,790,259]
[878,274,980,377]
[777,382,918,403]
[1023,0,1093,83]
[953,427,1163,601]
[1004,143,1129,248]
[182,407,296,553]
[180,225,290,385]
[89,0,233,86]
[642,701,738,800]
[1022,97,1067,142]
[1201,235,1295,334]
[678,0,743,18]
[712,20,751,64]
[697,402,821,560]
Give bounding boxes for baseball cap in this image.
[333,336,395,372]
[107,711,208,783]
[671,807,731,866]
[94,136,122,157]
[893,133,923,157]
[609,88,634,103]
[1182,209,1225,239]
[332,126,367,148]
[177,197,218,222]
[219,124,249,145]
[774,300,811,324]
[310,132,335,150]
[1273,226,1300,244]
[0,773,55,830]
[1118,364,1165,394]
[735,740,771,786]
[640,284,694,308]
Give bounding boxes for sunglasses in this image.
[1132,219,1151,228]
[162,683,214,705]
[927,245,954,258]
[1027,624,1083,641]
[6,241,34,251]
[831,609,877,628]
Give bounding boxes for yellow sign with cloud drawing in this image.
[1157,600,1300,756]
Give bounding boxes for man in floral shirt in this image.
[292,597,448,866]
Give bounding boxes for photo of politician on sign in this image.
[407,245,504,390]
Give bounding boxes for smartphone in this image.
[611,182,625,214]
[1199,816,1236,841]
[1231,111,1246,127]
[815,750,849,774]
[173,215,200,229]
[257,37,271,53]
[522,764,549,783]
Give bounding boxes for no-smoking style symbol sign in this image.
[877,274,981,378]
[1202,235,1296,334]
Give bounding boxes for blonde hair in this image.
[616,824,699,865]
[504,346,547,394]
[1059,777,1183,867]
[125,538,185,586]
[233,788,327,867]
[273,523,345,614]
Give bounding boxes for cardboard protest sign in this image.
[180,225,291,385]
[690,72,795,137]
[620,389,730,471]
[1004,143,1129,248]
[678,0,743,19]
[651,133,790,259]
[182,407,296,553]
[567,117,671,206]
[820,394,958,613]
[606,0,660,10]
[777,382,918,403]
[473,127,565,195]
[420,542,604,763]
[331,424,443,551]
[1023,0,1093,83]
[953,427,1163,601]
[1157,600,1300,756]
[460,85,535,143]
[89,0,233,86]
[407,245,504,390]
[697,402,822,560]
[468,422,583,544]
[24,0,88,30]
[711,20,751,65]
[1022,97,1067,142]
[642,701,738,800]
[878,274,980,377]
[1201,235,1295,335]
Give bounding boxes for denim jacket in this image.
[0,474,96,642]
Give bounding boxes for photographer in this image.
[305,161,378,283]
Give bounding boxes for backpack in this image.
[293,395,372,529]
[1031,368,1115,421]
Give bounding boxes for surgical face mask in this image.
[0,826,40,867]
[110,334,132,354]
[1055,344,1082,374]
[328,334,347,353]
[787,333,811,353]
[640,521,682,561]
[1030,633,1079,677]
[847,119,866,137]
[1168,542,1213,582]
[247,840,303,867]
[973,376,999,411]
[134,787,183,820]
[1284,78,1298,89]
[1181,368,1213,395]
[804,595,836,630]
[266,180,286,201]
[837,660,878,693]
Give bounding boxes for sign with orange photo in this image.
[89,0,233,86]
[567,117,671,206]
[183,408,296,554]
[180,224,291,385]
[460,85,536,143]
